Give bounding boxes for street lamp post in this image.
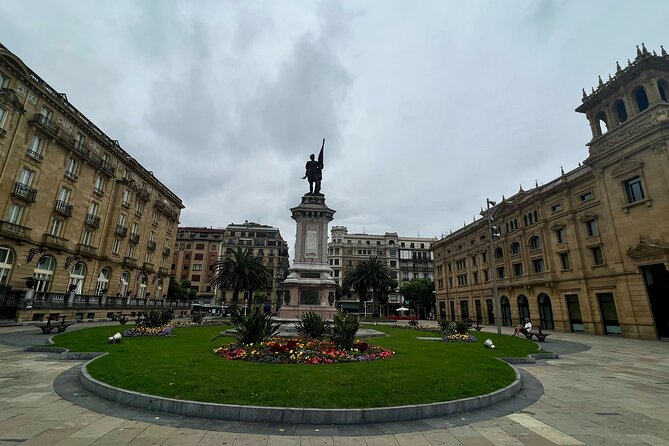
[486,198,502,335]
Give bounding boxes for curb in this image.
[79,354,523,425]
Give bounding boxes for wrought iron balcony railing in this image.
[85,213,100,228]
[147,240,157,251]
[12,182,37,202]
[115,225,128,237]
[129,233,140,244]
[54,200,73,217]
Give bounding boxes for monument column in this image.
[278,193,338,319]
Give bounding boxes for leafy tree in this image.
[400,278,435,319]
[210,248,271,304]
[342,257,396,315]
[166,277,197,300]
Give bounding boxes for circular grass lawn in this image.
[50,324,541,409]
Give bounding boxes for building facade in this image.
[328,226,434,313]
[432,45,669,339]
[215,221,289,312]
[0,43,183,320]
[171,227,226,303]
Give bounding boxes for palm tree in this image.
[342,257,396,315]
[210,248,271,308]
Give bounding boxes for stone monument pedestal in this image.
[278,193,338,320]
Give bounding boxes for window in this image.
[532,258,545,273]
[118,213,127,227]
[135,200,144,216]
[95,268,110,295]
[120,271,129,296]
[529,236,541,250]
[623,176,645,203]
[65,158,78,180]
[0,246,14,285]
[81,228,93,246]
[58,187,71,204]
[497,266,505,279]
[510,242,520,255]
[0,106,7,129]
[68,262,86,294]
[18,167,35,187]
[191,275,201,282]
[579,191,594,202]
[560,252,571,270]
[0,72,8,87]
[471,255,477,266]
[126,244,136,259]
[27,135,45,159]
[457,274,467,286]
[494,247,503,259]
[483,270,488,282]
[192,264,203,271]
[122,189,131,207]
[513,263,523,276]
[585,219,599,237]
[555,227,566,244]
[33,255,55,292]
[473,271,478,284]
[194,253,204,260]
[112,238,121,255]
[591,247,605,266]
[196,243,205,250]
[94,175,105,194]
[49,218,63,237]
[550,202,563,213]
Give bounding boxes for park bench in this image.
[38,315,73,334]
[112,312,145,325]
[524,326,550,342]
[465,319,484,331]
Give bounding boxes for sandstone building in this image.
[432,45,669,339]
[328,226,435,313]
[0,43,183,320]
[199,221,289,312]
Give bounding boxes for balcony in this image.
[121,200,130,209]
[54,200,73,217]
[143,262,155,272]
[147,240,157,251]
[88,152,115,176]
[123,257,137,267]
[85,213,100,228]
[26,149,44,162]
[162,247,171,257]
[12,182,37,202]
[0,221,31,240]
[42,233,67,249]
[129,233,140,244]
[93,187,104,196]
[64,170,78,181]
[158,267,169,275]
[73,139,88,155]
[30,112,60,136]
[115,225,128,237]
[77,243,98,256]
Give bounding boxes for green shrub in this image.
[141,308,174,328]
[331,312,360,350]
[229,306,280,345]
[295,311,330,339]
[191,313,204,324]
[454,319,470,335]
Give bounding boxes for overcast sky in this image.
[2,1,668,253]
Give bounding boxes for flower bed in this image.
[214,338,395,364]
[123,324,174,337]
[443,333,477,343]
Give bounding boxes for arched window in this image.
[96,267,111,295]
[68,262,86,294]
[615,100,628,123]
[529,236,541,250]
[0,246,14,285]
[33,256,55,292]
[518,294,530,323]
[635,86,649,111]
[511,242,521,255]
[501,296,512,326]
[120,271,130,296]
[494,247,504,259]
[538,293,554,329]
[137,274,148,298]
[658,80,668,102]
[596,111,608,134]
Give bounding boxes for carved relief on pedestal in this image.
[304,225,318,259]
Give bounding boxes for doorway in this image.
[538,293,554,329]
[642,264,669,337]
[566,294,584,332]
[597,292,621,334]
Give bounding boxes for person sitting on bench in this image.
[513,318,532,337]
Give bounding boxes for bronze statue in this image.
[303,138,325,194]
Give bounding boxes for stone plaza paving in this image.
[0,323,668,445]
